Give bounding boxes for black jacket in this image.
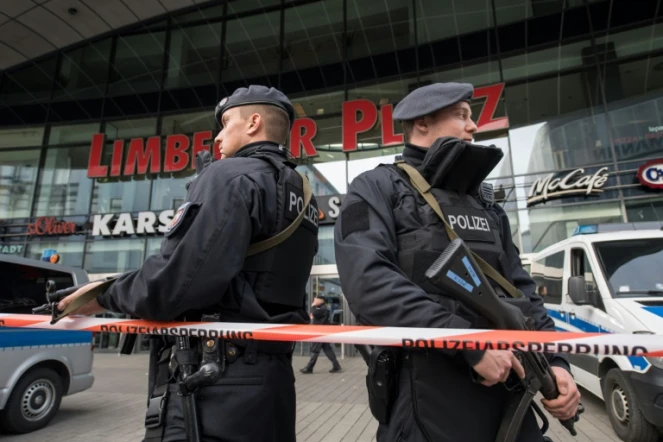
[310,303,330,325]
[97,142,317,326]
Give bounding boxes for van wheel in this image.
[602,368,659,442]
[0,368,63,434]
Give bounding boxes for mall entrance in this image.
[294,264,359,359]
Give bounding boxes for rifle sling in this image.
[395,161,522,299]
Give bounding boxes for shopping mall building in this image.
[1,0,662,350]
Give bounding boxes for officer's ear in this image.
[412,115,430,135]
[246,112,263,136]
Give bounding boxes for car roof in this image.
[0,254,89,285]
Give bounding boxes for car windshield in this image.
[594,238,663,298]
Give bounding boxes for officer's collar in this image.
[402,137,503,194]
[233,141,288,159]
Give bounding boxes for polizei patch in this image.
[442,206,496,243]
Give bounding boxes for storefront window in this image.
[150,176,189,211]
[501,40,590,82]
[228,0,281,14]
[0,127,44,148]
[53,39,112,101]
[146,237,164,259]
[105,117,157,140]
[34,146,93,217]
[626,197,663,223]
[84,239,145,274]
[314,225,336,265]
[26,240,85,268]
[108,31,166,96]
[166,23,222,89]
[222,9,281,84]
[519,201,624,253]
[161,111,217,135]
[0,149,41,219]
[49,123,100,145]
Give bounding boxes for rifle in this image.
[424,238,583,442]
[32,276,118,324]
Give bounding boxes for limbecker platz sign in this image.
[87,83,509,179]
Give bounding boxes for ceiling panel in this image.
[81,0,137,28]
[0,42,27,69]
[17,6,80,48]
[159,0,195,11]
[0,0,215,71]
[125,0,166,21]
[0,1,36,17]
[0,20,54,57]
[44,0,111,38]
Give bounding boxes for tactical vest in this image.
[241,153,319,308]
[389,165,515,328]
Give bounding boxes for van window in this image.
[571,248,599,303]
[531,251,564,305]
[0,262,74,314]
[594,238,663,297]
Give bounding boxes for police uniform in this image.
[97,86,319,442]
[333,83,571,442]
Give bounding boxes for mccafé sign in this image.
[87,83,509,178]
[527,167,609,207]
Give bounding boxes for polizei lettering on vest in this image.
[448,214,491,232]
[527,167,609,207]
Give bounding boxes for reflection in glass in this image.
[84,239,145,274]
[222,10,281,83]
[108,32,166,96]
[0,149,40,219]
[315,226,336,265]
[0,127,44,148]
[105,118,157,140]
[26,241,84,268]
[150,175,190,211]
[165,23,221,89]
[49,123,100,145]
[0,58,57,104]
[54,40,111,100]
[146,237,164,259]
[34,146,93,216]
[161,112,217,135]
[518,202,623,253]
[417,0,493,42]
[346,0,414,59]
[283,0,344,73]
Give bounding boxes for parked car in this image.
[0,254,95,434]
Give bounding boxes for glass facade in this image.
[1,0,663,278]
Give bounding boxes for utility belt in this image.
[143,319,294,441]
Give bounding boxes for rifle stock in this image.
[425,238,580,439]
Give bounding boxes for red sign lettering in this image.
[86,82,509,176]
[27,217,77,236]
[342,99,378,152]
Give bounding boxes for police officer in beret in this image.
[334,82,581,441]
[59,85,319,442]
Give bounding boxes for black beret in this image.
[392,82,474,121]
[215,85,295,129]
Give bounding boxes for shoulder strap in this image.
[395,161,522,299]
[246,171,312,257]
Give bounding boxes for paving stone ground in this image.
[0,352,635,441]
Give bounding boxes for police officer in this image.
[59,85,319,442]
[333,82,581,441]
[300,295,342,374]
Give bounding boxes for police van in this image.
[0,254,95,434]
[531,222,663,442]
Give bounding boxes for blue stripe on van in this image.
[643,306,663,319]
[0,327,92,348]
[546,309,650,371]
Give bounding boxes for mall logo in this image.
[92,210,175,236]
[87,83,509,178]
[637,159,663,189]
[27,217,78,236]
[527,167,609,207]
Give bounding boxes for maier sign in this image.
[87,83,509,178]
